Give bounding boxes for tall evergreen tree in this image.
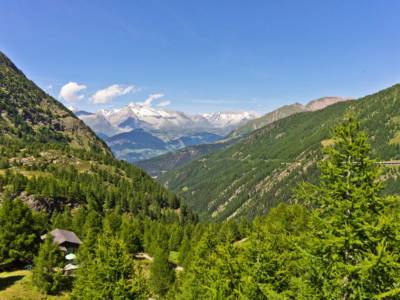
[32,236,66,295]
[297,117,400,299]
[178,231,191,267]
[119,214,143,254]
[0,198,43,269]
[150,247,175,296]
[71,232,148,299]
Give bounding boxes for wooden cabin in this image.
[41,228,83,253]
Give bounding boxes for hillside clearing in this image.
[0,270,69,300]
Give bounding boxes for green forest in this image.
[1,52,400,299]
[2,116,400,299]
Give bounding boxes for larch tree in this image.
[71,232,148,300]
[150,247,175,296]
[32,236,66,295]
[297,117,400,299]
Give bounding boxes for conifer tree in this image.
[178,232,191,267]
[119,214,143,254]
[71,232,148,299]
[32,236,66,294]
[297,117,400,299]
[0,198,42,269]
[150,247,175,296]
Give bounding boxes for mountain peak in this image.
[0,51,25,76]
[78,104,258,138]
[305,96,349,111]
[0,51,111,155]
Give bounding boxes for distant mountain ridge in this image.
[138,96,347,175]
[136,138,236,177]
[230,97,348,138]
[78,104,258,138]
[76,104,258,161]
[107,129,222,162]
[305,96,347,111]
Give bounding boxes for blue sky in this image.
[1,0,400,114]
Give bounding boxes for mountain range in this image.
[78,105,258,136]
[229,97,348,138]
[137,97,348,177]
[160,85,400,221]
[76,97,348,163]
[76,104,258,161]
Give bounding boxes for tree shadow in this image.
[0,275,25,291]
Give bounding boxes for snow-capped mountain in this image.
[78,103,258,138]
[202,111,258,128]
[75,104,258,162]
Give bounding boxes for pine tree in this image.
[32,236,66,294]
[178,231,191,267]
[71,232,148,299]
[297,117,400,299]
[0,198,42,269]
[119,214,143,254]
[150,247,175,296]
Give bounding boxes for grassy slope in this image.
[161,84,400,221]
[0,270,69,300]
[228,103,307,138]
[0,250,183,300]
[0,52,110,156]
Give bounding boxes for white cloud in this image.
[59,82,87,102]
[157,100,171,107]
[91,84,136,104]
[137,93,164,106]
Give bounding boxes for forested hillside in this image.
[0,51,182,217]
[161,84,400,221]
[171,119,400,298]
[0,51,196,299]
[139,97,346,177]
[136,138,237,177]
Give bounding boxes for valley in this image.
[160,86,400,220]
[1,2,400,298]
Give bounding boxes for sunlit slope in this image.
[0,51,178,215]
[161,85,400,221]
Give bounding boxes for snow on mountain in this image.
[76,103,258,161]
[78,103,258,137]
[78,112,123,137]
[202,111,259,128]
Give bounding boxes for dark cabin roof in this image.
[42,229,83,245]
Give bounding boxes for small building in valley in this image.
[41,228,83,253]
